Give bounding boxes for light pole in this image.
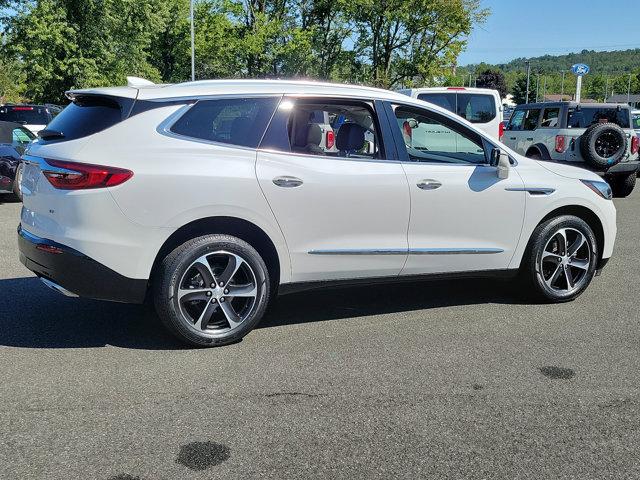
[560,70,566,99]
[605,76,609,102]
[535,73,540,103]
[190,0,195,82]
[525,60,531,104]
[628,73,633,104]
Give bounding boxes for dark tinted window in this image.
[456,93,496,123]
[42,96,126,142]
[0,106,51,125]
[523,109,541,131]
[633,113,640,129]
[170,97,279,148]
[417,93,456,113]
[417,92,496,123]
[568,107,630,128]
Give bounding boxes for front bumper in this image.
[18,225,148,303]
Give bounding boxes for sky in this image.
[458,0,640,66]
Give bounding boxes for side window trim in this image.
[390,102,489,165]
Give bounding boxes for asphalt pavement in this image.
[0,191,639,479]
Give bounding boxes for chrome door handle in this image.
[273,176,303,188]
[417,179,442,190]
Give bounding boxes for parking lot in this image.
[0,191,639,479]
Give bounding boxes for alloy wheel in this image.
[177,250,258,336]
[539,228,592,294]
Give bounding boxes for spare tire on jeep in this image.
[579,122,627,169]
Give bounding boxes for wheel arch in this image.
[150,216,283,292]
[519,205,606,269]
[526,143,551,160]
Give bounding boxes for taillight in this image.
[499,122,504,140]
[43,159,133,190]
[402,121,412,144]
[632,135,639,155]
[555,135,566,153]
[326,130,335,149]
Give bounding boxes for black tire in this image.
[610,172,636,198]
[12,162,23,201]
[520,215,598,303]
[526,151,542,160]
[579,122,627,169]
[153,234,270,347]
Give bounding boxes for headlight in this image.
[581,179,612,200]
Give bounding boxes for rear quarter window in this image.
[170,97,279,148]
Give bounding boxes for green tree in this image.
[476,68,507,98]
[351,0,489,88]
[512,74,534,104]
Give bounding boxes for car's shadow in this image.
[0,276,526,350]
[0,193,20,205]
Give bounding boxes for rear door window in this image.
[170,97,279,148]
[456,93,496,123]
[633,113,640,129]
[416,93,456,113]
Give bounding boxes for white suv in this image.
[18,80,616,347]
[398,87,504,140]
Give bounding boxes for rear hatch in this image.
[0,105,52,134]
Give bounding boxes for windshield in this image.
[0,106,51,125]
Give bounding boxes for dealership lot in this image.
[1,193,639,479]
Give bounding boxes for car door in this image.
[256,97,410,282]
[384,101,526,275]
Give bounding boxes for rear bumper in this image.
[597,160,640,175]
[18,225,148,303]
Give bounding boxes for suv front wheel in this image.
[154,234,271,347]
[521,215,598,302]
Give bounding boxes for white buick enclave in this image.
[18,79,616,346]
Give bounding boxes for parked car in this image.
[18,79,616,347]
[0,104,59,135]
[398,87,504,140]
[502,102,639,197]
[0,121,35,200]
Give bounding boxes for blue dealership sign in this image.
[571,63,590,76]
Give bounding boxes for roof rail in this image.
[126,76,155,87]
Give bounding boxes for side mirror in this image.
[490,148,510,179]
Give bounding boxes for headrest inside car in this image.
[336,123,366,152]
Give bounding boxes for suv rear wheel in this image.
[609,172,636,198]
[154,234,270,347]
[521,215,598,302]
[13,162,23,201]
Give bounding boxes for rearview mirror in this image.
[490,148,510,179]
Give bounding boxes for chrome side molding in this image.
[505,187,555,195]
[309,248,504,255]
